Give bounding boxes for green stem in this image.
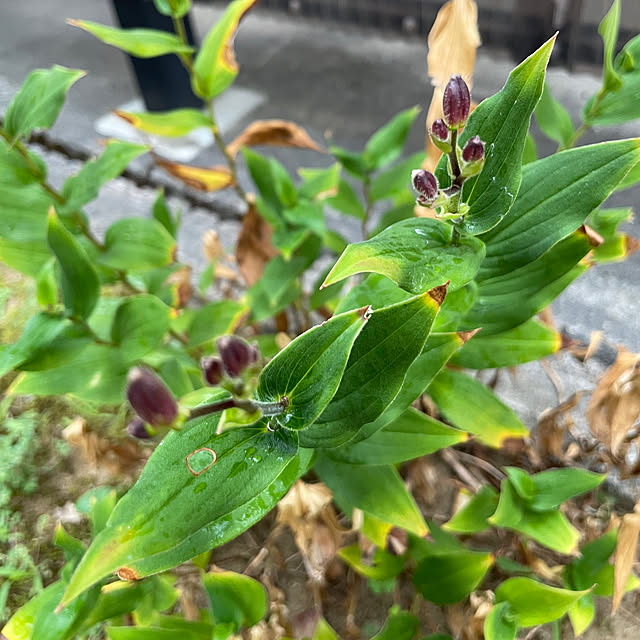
[172,16,195,74]
[565,123,590,150]
[188,396,289,420]
[362,175,372,240]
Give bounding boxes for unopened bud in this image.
[462,136,485,162]
[443,75,471,129]
[201,356,224,386]
[126,417,153,440]
[430,118,452,153]
[217,335,259,378]
[412,169,439,205]
[126,367,178,427]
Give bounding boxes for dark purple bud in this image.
[126,417,152,440]
[443,74,471,128]
[248,343,261,365]
[412,169,439,202]
[201,356,224,386]
[126,367,178,427]
[216,335,254,378]
[431,118,449,141]
[462,136,485,163]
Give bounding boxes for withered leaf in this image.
[154,157,234,192]
[227,119,324,157]
[613,510,640,613]
[235,201,278,286]
[587,348,640,456]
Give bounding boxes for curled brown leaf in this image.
[227,119,324,157]
[613,510,640,613]
[235,201,278,286]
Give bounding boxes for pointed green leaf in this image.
[522,132,537,164]
[152,189,181,238]
[323,217,485,293]
[535,82,574,148]
[300,289,444,448]
[528,467,605,511]
[116,109,212,137]
[4,66,85,140]
[338,544,405,580]
[479,139,640,279]
[567,594,595,637]
[444,486,499,534]
[495,577,589,627]
[484,602,518,640]
[187,300,247,347]
[429,369,529,447]
[192,0,258,98]
[596,0,622,94]
[505,467,536,502]
[153,0,192,18]
[413,549,494,605]
[364,107,421,170]
[371,608,418,640]
[315,457,427,536]
[256,308,368,430]
[330,407,465,465]
[297,163,340,200]
[61,416,305,607]
[436,37,555,235]
[47,209,100,319]
[203,571,267,630]
[60,141,148,214]
[69,19,193,58]
[327,179,366,219]
[330,145,368,178]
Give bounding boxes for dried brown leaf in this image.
[227,119,324,157]
[235,201,278,286]
[587,348,640,455]
[537,393,580,459]
[203,230,224,261]
[154,157,234,192]
[166,265,192,308]
[613,511,640,613]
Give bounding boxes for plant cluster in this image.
[2,0,640,638]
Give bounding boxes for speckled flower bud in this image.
[217,335,258,378]
[430,118,452,153]
[443,75,471,128]
[412,169,439,205]
[126,417,153,440]
[201,356,224,386]
[462,136,485,162]
[126,367,178,427]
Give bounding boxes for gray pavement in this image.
[2,2,640,472]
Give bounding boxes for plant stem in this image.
[565,123,590,150]
[361,175,372,240]
[172,16,194,74]
[188,396,289,420]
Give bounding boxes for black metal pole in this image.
[111,0,202,111]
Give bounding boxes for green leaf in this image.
[338,544,405,580]
[505,467,536,502]
[478,139,640,279]
[451,320,560,369]
[60,141,148,214]
[36,258,58,307]
[315,457,427,536]
[567,594,595,637]
[370,203,415,237]
[364,107,421,170]
[61,416,305,607]
[323,217,485,293]
[69,19,193,58]
[330,145,367,178]
[47,209,100,319]
[330,407,465,465]
[522,133,537,164]
[495,577,589,627]
[370,152,426,202]
[111,295,171,362]
[0,312,68,378]
[429,369,529,447]
[297,163,340,200]
[283,201,325,235]
[371,607,419,640]
[242,148,284,213]
[256,308,368,430]
[192,0,258,98]
[435,37,555,235]
[152,189,181,238]
[153,0,192,18]
[444,486,499,534]
[597,0,622,94]
[463,229,592,334]
[4,66,85,140]
[484,602,518,640]
[587,207,633,263]
[300,289,444,448]
[313,618,339,640]
[413,549,494,605]
[616,160,640,192]
[203,571,267,630]
[527,467,605,511]
[107,623,211,640]
[327,179,366,220]
[535,83,574,148]
[565,528,617,592]
[187,300,247,347]
[489,479,581,554]
[98,218,176,272]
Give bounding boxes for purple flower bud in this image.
[443,75,471,128]
[126,367,178,427]
[412,169,439,204]
[462,136,485,163]
[431,118,449,141]
[201,356,224,386]
[126,417,152,440]
[216,335,255,378]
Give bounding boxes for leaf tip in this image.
[428,280,450,306]
[580,224,605,247]
[457,328,481,344]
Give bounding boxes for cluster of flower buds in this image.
[126,367,179,439]
[201,335,261,389]
[415,74,486,217]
